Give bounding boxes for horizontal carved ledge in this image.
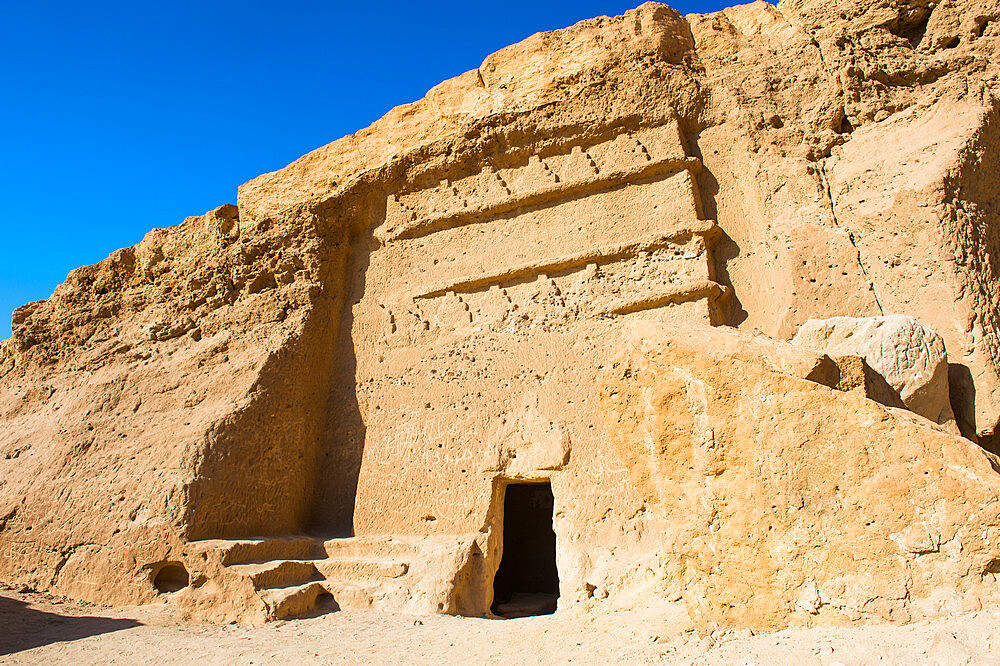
[411,223,719,300]
[599,280,725,316]
[377,155,702,244]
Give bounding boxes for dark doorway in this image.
[491,482,559,618]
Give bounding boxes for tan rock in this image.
[601,321,1000,631]
[2,0,1000,632]
[792,315,955,427]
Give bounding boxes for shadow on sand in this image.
[0,595,141,656]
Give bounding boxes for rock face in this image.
[793,315,955,427]
[2,0,1000,631]
[601,321,1000,631]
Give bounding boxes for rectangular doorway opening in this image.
[491,481,559,618]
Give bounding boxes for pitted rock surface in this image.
[793,315,955,426]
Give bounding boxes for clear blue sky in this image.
[0,0,733,340]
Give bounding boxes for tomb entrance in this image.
[491,482,559,618]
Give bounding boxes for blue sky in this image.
[0,0,733,340]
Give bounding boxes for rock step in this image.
[322,580,385,611]
[258,579,387,619]
[259,581,333,620]
[321,536,420,560]
[228,559,322,589]
[315,557,409,581]
[197,536,325,566]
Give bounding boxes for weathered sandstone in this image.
[601,321,1000,631]
[3,0,1000,631]
[793,315,955,427]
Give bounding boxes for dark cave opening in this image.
[491,482,559,618]
[152,562,189,594]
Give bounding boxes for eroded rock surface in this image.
[793,315,955,426]
[601,321,1000,631]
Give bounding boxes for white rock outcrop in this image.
[792,315,954,427]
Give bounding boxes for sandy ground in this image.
[2,588,1000,665]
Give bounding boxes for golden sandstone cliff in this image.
[3,0,1000,632]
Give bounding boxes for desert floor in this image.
[2,587,999,665]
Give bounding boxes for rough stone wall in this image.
[687,0,1000,441]
[0,204,347,602]
[312,120,724,610]
[602,321,1000,631]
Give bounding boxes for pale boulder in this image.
[792,316,955,427]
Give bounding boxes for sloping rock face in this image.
[793,315,955,426]
[688,0,1000,444]
[2,0,1000,629]
[0,205,347,605]
[601,321,1000,631]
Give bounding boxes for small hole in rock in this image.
[886,8,932,48]
[315,592,339,613]
[152,562,189,594]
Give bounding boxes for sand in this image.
[3,587,999,665]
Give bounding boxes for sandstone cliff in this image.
[602,321,1000,630]
[3,0,1000,630]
